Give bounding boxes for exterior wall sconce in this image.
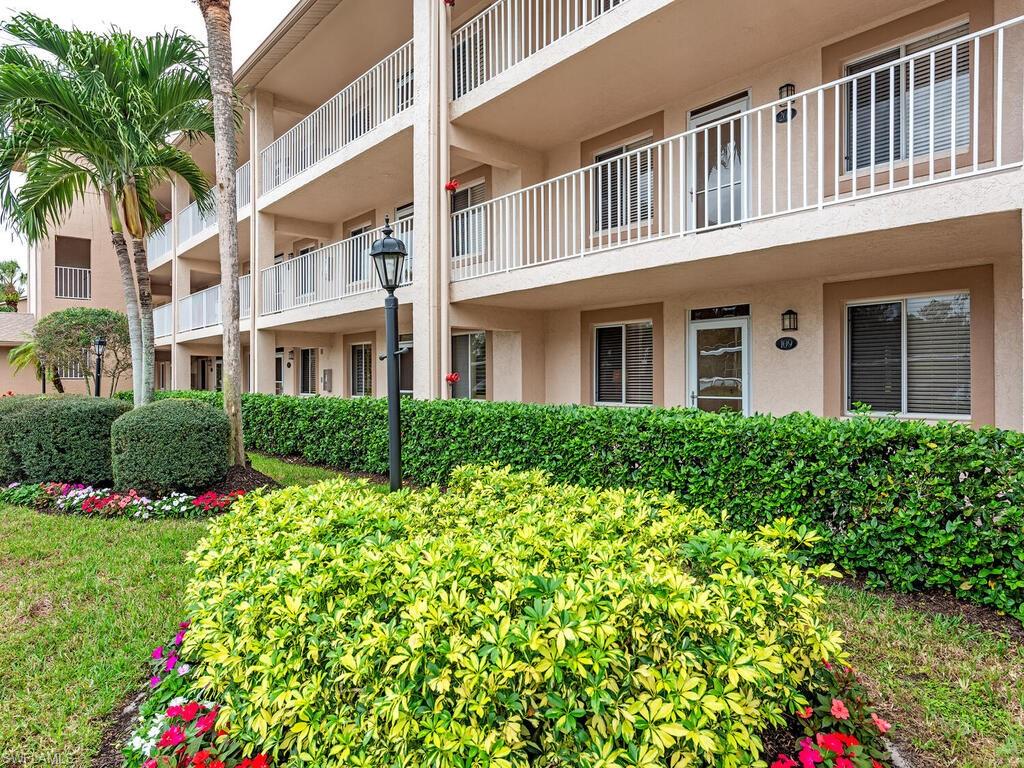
[781,308,799,331]
[777,83,797,123]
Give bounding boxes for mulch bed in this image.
[205,463,280,495]
[828,576,1023,641]
[92,691,146,768]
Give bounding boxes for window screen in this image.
[594,137,653,231]
[299,348,318,395]
[595,322,654,405]
[350,343,373,397]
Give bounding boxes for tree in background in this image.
[0,259,25,311]
[7,339,62,392]
[196,0,245,467]
[32,308,131,396]
[0,13,214,405]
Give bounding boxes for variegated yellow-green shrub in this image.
[183,465,845,768]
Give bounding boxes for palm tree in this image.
[8,339,62,393]
[0,259,25,311]
[197,0,245,467]
[0,13,214,405]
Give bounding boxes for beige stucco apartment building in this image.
[9,0,1024,428]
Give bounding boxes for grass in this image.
[0,508,207,764]
[823,584,1024,768]
[249,452,364,488]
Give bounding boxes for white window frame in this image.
[593,320,655,407]
[842,20,971,175]
[299,347,318,397]
[687,314,752,416]
[398,332,414,396]
[451,179,487,260]
[844,291,971,420]
[591,132,655,235]
[350,342,373,398]
[451,330,487,400]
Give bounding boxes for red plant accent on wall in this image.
[445,371,461,385]
[443,0,456,6]
[444,179,460,192]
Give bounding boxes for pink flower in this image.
[798,739,824,768]
[797,705,814,719]
[174,629,186,645]
[149,675,161,688]
[830,698,850,720]
[871,712,891,733]
[772,756,798,768]
[165,654,178,672]
[144,760,157,768]
[158,725,186,748]
[816,732,846,756]
[196,708,218,734]
[835,759,854,768]
[151,646,164,659]
[179,620,191,630]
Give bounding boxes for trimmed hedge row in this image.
[128,390,1024,616]
[0,395,130,484]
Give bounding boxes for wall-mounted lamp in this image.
[781,308,799,332]
[776,83,797,123]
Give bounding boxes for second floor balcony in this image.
[177,274,252,335]
[176,162,252,250]
[147,226,174,268]
[260,218,414,316]
[54,265,91,300]
[451,17,1024,283]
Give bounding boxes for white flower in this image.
[176,662,191,676]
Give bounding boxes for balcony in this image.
[260,219,413,316]
[259,41,414,199]
[55,266,91,300]
[176,162,252,250]
[451,18,1024,283]
[147,226,174,268]
[154,303,172,339]
[452,0,630,99]
[177,274,252,334]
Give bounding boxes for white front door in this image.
[688,317,751,415]
[688,94,750,229]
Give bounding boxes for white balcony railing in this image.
[55,266,91,299]
[260,41,414,195]
[154,304,172,338]
[452,0,629,99]
[176,162,252,246]
[452,17,1024,280]
[147,225,173,266]
[260,219,414,315]
[177,274,251,333]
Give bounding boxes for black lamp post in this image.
[370,217,408,492]
[92,336,107,397]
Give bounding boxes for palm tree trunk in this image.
[200,0,245,466]
[132,238,155,404]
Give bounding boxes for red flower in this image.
[444,179,460,192]
[872,761,884,768]
[209,762,225,768]
[830,698,850,720]
[772,756,798,768]
[443,0,455,6]
[836,734,859,748]
[180,701,201,722]
[835,759,854,768]
[192,751,212,768]
[144,760,158,768]
[157,725,186,748]
[798,738,823,768]
[797,705,813,719]
[445,371,461,385]
[815,732,846,756]
[196,708,218,733]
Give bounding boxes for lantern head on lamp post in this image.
[92,336,107,397]
[371,217,408,492]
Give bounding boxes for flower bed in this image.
[0,481,247,520]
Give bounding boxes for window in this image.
[295,245,317,299]
[395,202,414,221]
[451,181,487,258]
[847,293,970,416]
[396,69,414,111]
[594,322,654,405]
[347,225,373,285]
[593,137,653,232]
[58,359,85,381]
[845,23,970,171]
[299,348,318,396]
[398,333,414,395]
[350,343,373,397]
[451,331,486,399]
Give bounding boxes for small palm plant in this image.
[0,259,24,311]
[0,13,214,405]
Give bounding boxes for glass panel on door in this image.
[689,95,748,229]
[691,322,747,414]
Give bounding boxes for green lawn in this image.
[0,455,1020,766]
[0,508,207,764]
[823,585,1024,768]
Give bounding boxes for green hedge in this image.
[2,395,130,484]
[184,465,853,766]
[128,390,1024,616]
[111,399,229,494]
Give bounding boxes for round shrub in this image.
[0,394,39,483]
[4,395,130,484]
[183,465,844,767]
[112,398,229,494]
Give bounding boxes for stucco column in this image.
[251,89,277,394]
[410,0,447,399]
[170,255,192,390]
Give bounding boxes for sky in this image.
[0,0,297,270]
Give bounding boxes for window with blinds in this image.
[845,23,970,171]
[847,293,970,416]
[593,137,653,232]
[299,348,318,396]
[350,343,373,397]
[58,359,85,381]
[594,321,654,406]
[451,182,487,258]
[451,331,486,400]
[398,333,414,395]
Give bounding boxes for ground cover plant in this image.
[0,481,247,520]
[169,464,897,768]
[132,391,1024,617]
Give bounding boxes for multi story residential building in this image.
[16,0,1024,428]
